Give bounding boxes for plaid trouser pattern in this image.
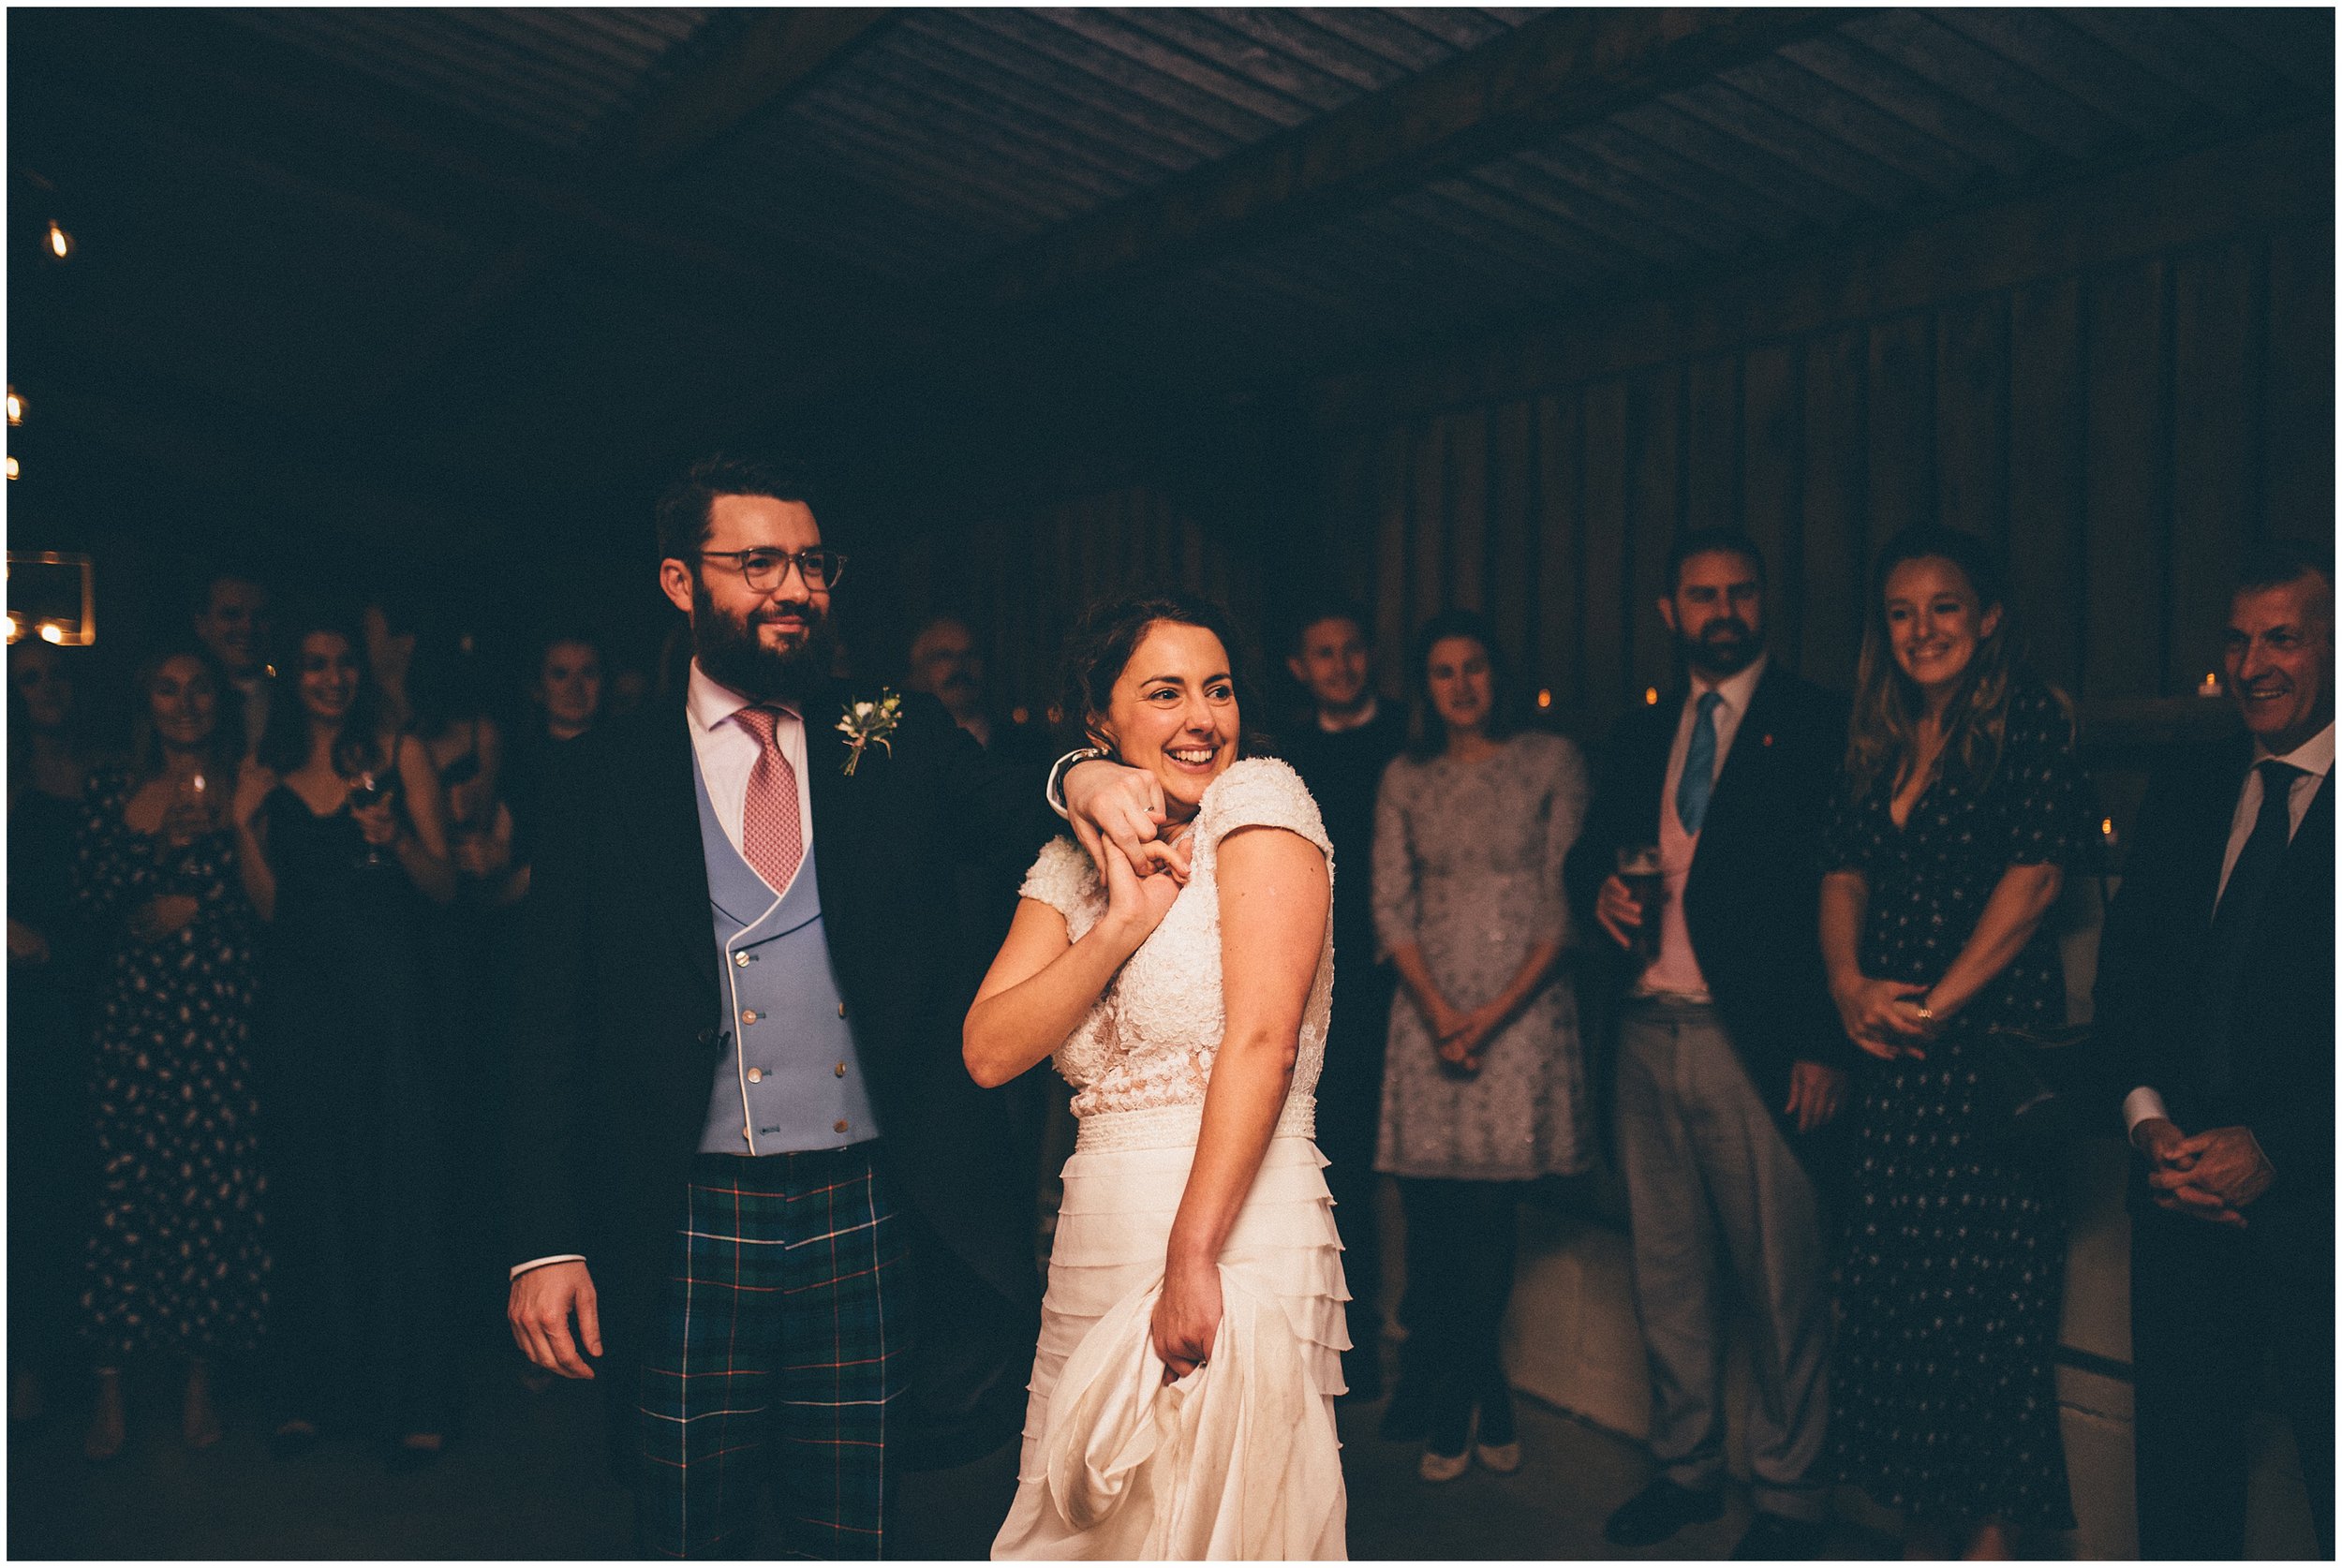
[638,1146,909,1560]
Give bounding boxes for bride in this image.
[965,594,1349,1561]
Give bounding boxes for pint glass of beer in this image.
[1615,843,1663,965]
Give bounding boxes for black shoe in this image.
[1731,1512,1828,1560]
[1603,1477,1726,1547]
[1377,1378,1430,1442]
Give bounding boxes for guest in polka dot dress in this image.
[1817,526,2098,1558]
[74,643,269,1462]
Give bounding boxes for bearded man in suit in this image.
[504,455,1169,1558]
[1566,529,1852,1561]
[2100,541,2334,1561]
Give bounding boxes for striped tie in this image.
[734,705,805,895]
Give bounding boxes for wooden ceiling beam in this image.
[603,8,897,172]
[966,7,1856,313]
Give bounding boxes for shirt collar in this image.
[2254,719,2335,778]
[1688,651,1769,718]
[687,659,799,735]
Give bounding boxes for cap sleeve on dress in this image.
[1195,757,1335,872]
[1020,835,1105,939]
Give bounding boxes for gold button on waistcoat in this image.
[834,1061,847,1078]
[741,1009,759,1024]
[834,1119,850,1134]
[734,951,751,968]
[747,1068,763,1084]
[837,1001,847,1018]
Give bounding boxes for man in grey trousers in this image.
[1565,530,1854,1560]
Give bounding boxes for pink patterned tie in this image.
[733,705,804,894]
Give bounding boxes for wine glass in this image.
[164,772,214,895]
[345,768,398,871]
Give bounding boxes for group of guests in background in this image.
[8,518,2331,1562]
[7,568,621,1468]
[1273,525,2331,1561]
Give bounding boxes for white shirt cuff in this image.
[2122,1087,2172,1138]
[511,1253,586,1280]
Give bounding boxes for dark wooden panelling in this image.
[1684,352,1742,531]
[1801,324,1869,686]
[1490,399,1535,672]
[2082,259,2170,702]
[2168,240,2261,692]
[1935,294,2009,555]
[1447,407,1490,611]
[2008,276,2088,695]
[1372,430,1412,688]
[1741,340,1801,663]
[1625,365,1682,695]
[1534,392,1584,715]
[1865,313,1935,549]
[1579,381,1630,712]
[2263,220,2335,540]
[1410,419,1447,628]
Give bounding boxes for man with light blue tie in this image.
[1566,530,1853,1560]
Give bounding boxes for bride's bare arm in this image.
[1152,824,1329,1377]
[963,851,1175,1088]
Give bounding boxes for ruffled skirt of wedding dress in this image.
[991,1110,1351,1561]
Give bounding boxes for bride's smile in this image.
[1091,620,1239,821]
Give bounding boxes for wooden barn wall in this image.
[1309,120,2334,740]
[870,484,1269,726]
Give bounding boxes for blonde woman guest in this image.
[1819,526,2097,1559]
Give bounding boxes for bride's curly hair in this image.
[1057,593,1273,762]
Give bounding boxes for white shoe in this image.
[1475,1439,1521,1474]
[1419,1445,1471,1483]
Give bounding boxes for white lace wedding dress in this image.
[991,757,1350,1561]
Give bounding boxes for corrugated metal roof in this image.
[685,7,1533,279]
[224,7,722,151]
[1107,7,2332,363]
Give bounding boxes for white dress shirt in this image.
[2121,720,2335,1137]
[1636,653,1769,1000]
[512,662,818,1280]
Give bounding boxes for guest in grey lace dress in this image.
[1372,610,1591,1481]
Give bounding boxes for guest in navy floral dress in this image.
[75,643,267,1461]
[1819,527,2097,1557]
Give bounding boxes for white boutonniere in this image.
[837,690,902,777]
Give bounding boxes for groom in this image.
[505,454,1168,1557]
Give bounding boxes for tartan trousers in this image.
[637,1146,910,1560]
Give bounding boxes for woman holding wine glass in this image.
[74,643,267,1460]
[234,610,461,1470]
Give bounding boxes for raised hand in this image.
[1593,874,1645,950]
[1095,825,1183,944]
[1066,758,1192,884]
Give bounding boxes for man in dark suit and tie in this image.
[502,455,1165,1557]
[1566,530,1853,1560]
[2098,541,2335,1560]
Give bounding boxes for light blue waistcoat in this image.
[693,747,880,1156]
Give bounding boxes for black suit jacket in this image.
[1565,663,1855,1162]
[2094,738,2335,1269]
[507,682,1055,1453]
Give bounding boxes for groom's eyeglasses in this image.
[694,548,848,593]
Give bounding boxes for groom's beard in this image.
[690,580,837,703]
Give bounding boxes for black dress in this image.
[73,768,269,1361]
[1820,677,2097,1531]
[257,784,455,1436]
[11,784,101,1374]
